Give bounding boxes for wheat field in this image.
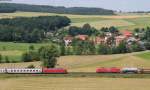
[0,77,150,90]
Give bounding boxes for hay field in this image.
[0,12,150,30]
[0,77,150,90]
[71,19,135,29]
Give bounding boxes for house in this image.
[122,30,133,37]
[93,37,105,44]
[115,35,126,46]
[75,35,88,41]
[63,36,73,46]
[126,37,138,45]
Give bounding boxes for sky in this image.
[1,0,150,12]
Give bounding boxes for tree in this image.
[82,23,91,30]
[0,16,71,43]
[0,54,2,63]
[109,26,118,34]
[60,44,66,56]
[27,64,35,68]
[116,41,128,53]
[145,27,150,42]
[72,40,96,55]
[21,52,32,62]
[144,42,150,50]
[39,45,60,68]
[97,44,109,54]
[21,51,40,62]
[29,45,35,51]
[5,56,10,63]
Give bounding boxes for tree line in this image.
[0,3,115,15]
[0,16,70,43]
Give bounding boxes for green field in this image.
[136,52,150,60]
[0,42,51,62]
[0,12,150,30]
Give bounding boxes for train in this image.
[96,67,150,74]
[0,68,68,74]
[0,67,149,74]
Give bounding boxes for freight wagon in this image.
[96,67,143,74]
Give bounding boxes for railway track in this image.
[0,72,150,79]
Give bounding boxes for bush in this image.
[5,56,10,63]
[39,45,60,68]
[0,54,2,63]
[29,45,35,50]
[21,52,32,62]
[21,51,40,62]
[27,64,35,68]
[144,42,150,50]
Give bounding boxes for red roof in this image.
[122,30,133,37]
[75,35,88,40]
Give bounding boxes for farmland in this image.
[0,77,150,90]
[0,12,150,30]
[0,11,150,90]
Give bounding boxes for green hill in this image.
[0,3,115,15]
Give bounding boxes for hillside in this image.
[0,51,149,72]
[0,3,115,15]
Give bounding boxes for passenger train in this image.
[0,68,67,74]
[0,67,149,74]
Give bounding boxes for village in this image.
[62,25,147,55]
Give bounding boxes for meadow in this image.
[0,12,150,30]
[0,42,51,62]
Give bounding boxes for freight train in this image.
[0,67,149,74]
[96,67,150,74]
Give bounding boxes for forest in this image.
[0,3,115,15]
[0,16,71,42]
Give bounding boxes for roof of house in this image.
[63,36,73,40]
[75,35,88,40]
[122,30,133,37]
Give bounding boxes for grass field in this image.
[0,77,150,90]
[136,52,150,60]
[0,42,51,62]
[0,12,150,30]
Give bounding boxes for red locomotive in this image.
[96,67,121,73]
[42,68,68,74]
